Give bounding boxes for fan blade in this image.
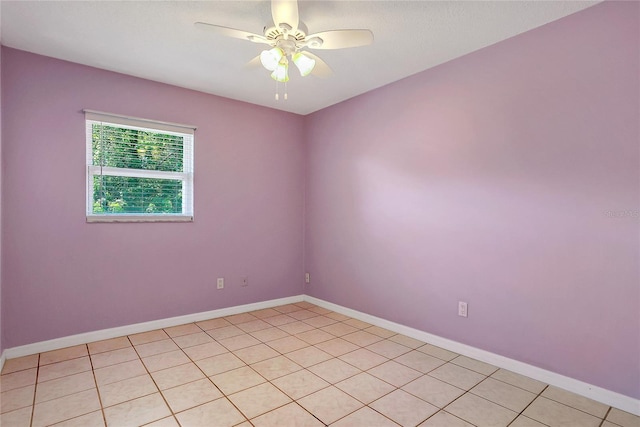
[305,29,373,50]
[245,55,262,68]
[303,52,333,78]
[194,22,270,44]
[271,0,299,31]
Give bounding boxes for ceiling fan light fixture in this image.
[292,52,316,76]
[197,0,373,97]
[271,60,289,82]
[260,47,284,71]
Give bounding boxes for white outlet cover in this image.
[458,301,468,317]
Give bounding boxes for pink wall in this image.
[0,42,3,354]
[1,47,305,349]
[304,1,639,399]
[1,0,638,402]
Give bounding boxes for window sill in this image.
[86,215,193,223]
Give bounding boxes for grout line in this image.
[289,401,325,426]
[85,344,108,427]
[437,380,481,423]
[505,385,551,427]
[424,410,480,427]
[364,401,416,427]
[489,372,546,395]
[463,375,537,418]
[127,334,179,425]
[28,353,40,427]
[598,407,612,427]
[536,389,613,421]
[30,345,97,426]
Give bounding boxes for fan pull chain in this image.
[274,81,288,101]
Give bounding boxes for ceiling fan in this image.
[195,0,374,87]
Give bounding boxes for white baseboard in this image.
[3,295,303,359]
[2,293,637,416]
[303,295,640,416]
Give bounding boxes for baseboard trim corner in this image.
[303,295,640,416]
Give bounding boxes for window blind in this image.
[85,111,195,222]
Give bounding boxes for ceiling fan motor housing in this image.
[264,25,307,42]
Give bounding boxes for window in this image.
[85,111,195,222]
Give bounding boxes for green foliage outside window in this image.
[92,125,184,214]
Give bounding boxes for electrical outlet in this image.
[241,276,249,287]
[458,301,468,317]
[305,272,310,284]
[217,278,224,289]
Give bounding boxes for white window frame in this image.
[85,110,196,222]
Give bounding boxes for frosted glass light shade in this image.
[271,61,289,82]
[293,52,316,76]
[260,48,283,71]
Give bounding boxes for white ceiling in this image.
[1,1,598,115]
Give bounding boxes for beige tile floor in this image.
[1,301,638,427]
